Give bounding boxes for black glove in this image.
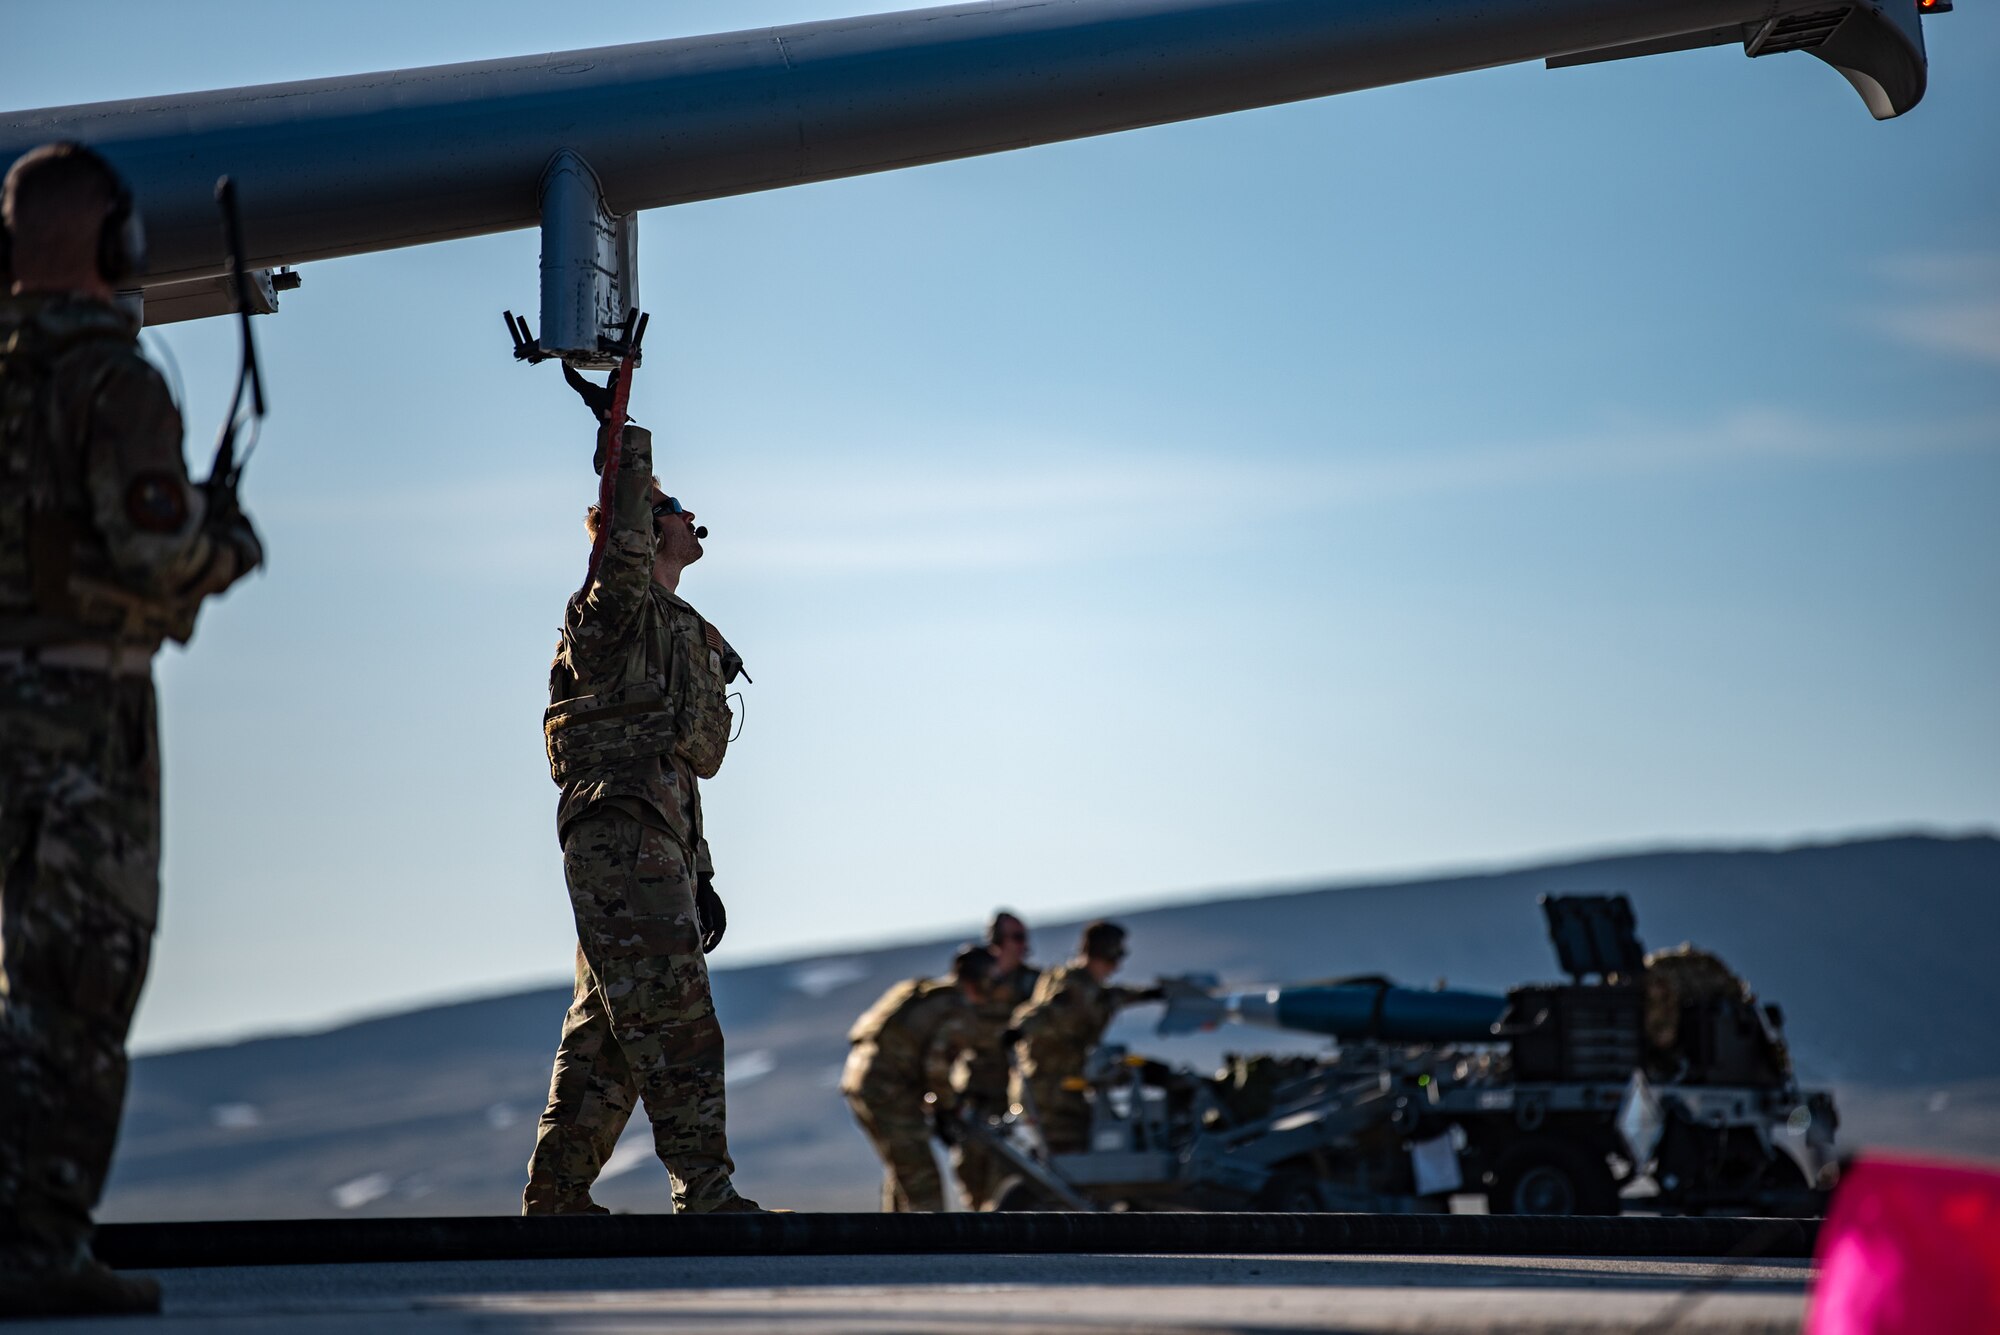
[203,478,264,578]
[694,880,727,954]
[930,1105,963,1146]
[226,517,265,579]
[1134,985,1169,1003]
[565,365,628,476]
[563,363,618,423]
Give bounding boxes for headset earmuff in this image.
[61,142,144,285]
[0,143,145,287]
[97,183,144,284]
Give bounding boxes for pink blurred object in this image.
[1806,1154,2000,1334]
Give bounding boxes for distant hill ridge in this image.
[104,833,1999,1218]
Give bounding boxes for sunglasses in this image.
[651,496,688,519]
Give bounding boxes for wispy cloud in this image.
[276,408,2000,581]
[1874,252,2000,288]
[708,408,2000,576]
[1867,250,2000,368]
[1878,301,2000,367]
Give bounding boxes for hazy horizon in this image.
[130,824,1993,1055]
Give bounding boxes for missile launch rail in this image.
[966,895,1836,1217]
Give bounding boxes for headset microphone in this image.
[694,526,709,539]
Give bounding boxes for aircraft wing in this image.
[0,0,1948,339]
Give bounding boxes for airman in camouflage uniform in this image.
[950,911,1039,1209]
[522,406,760,1216]
[1010,921,1162,1154]
[1,143,261,1316]
[843,946,994,1212]
[1642,942,1793,1080]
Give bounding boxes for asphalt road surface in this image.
[14,1253,1812,1333]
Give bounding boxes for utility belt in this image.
[0,641,153,677]
[545,679,680,784]
[545,668,731,785]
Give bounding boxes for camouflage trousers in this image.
[844,1077,946,1212]
[0,667,159,1275]
[949,1091,1008,1210]
[524,807,741,1215]
[1013,1070,1090,1155]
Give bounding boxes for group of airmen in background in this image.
[841,913,1164,1212]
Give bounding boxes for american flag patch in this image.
[703,624,724,652]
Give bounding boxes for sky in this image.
[6,2,1996,1053]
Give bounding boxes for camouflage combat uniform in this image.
[1009,961,1150,1154]
[950,962,1038,1209]
[1642,943,1793,1079]
[0,293,256,1280]
[523,426,753,1216]
[842,976,977,1212]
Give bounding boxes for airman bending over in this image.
[843,945,995,1212]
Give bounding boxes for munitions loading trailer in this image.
[964,895,1836,1215]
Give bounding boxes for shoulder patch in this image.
[124,473,189,532]
[702,623,723,652]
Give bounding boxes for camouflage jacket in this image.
[0,292,249,650]
[845,976,977,1102]
[956,963,1041,1102]
[1010,959,1149,1084]
[1641,944,1751,1050]
[544,427,744,861]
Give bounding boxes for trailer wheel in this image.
[1747,1148,1820,1217]
[991,1175,1062,1212]
[1488,1137,1619,1216]
[1254,1170,1326,1213]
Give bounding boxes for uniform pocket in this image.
[671,636,732,780]
[561,810,646,923]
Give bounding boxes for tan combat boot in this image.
[686,1194,768,1214]
[521,1198,610,1216]
[0,1258,162,1318]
